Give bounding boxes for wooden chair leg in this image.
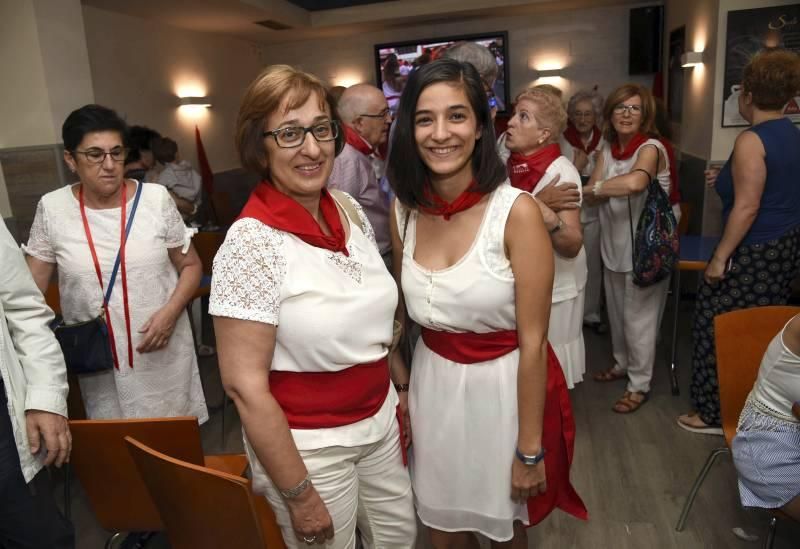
[676,447,730,531]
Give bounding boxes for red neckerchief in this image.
[507,143,561,193]
[563,122,601,154]
[658,137,681,205]
[79,183,133,369]
[419,181,483,221]
[611,132,649,160]
[239,181,348,256]
[344,124,383,160]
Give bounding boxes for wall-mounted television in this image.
[374,31,510,115]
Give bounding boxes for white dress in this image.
[531,157,587,388]
[398,184,531,542]
[25,183,208,422]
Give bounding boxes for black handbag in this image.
[54,181,143,375]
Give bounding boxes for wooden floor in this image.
[69,301,800,548]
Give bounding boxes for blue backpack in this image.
[627,176,679,287]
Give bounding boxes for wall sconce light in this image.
[680,51,704,68]
[533,68,565,79]
[178,96,212,108]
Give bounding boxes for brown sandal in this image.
[593,367,627,382]
[612,391,649,414]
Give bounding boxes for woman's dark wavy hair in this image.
[387,58,506,208]
[62,104,129,152]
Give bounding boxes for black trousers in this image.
[0,380,74,549]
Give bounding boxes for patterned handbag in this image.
[627,177,679,287]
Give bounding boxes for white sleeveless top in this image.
[396,183,523,332]
[597,139,671,273]
[209,192,399,449]
[751,315,800,422]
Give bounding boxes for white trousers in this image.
[582,218,603,323]
[603,268,669,393]
[256,422,416,549]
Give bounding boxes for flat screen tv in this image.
[374,31,510,114]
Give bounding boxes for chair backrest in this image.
[69,417,206,532]
[125,436,276,549]
[192,231,225,275]
[714,306,800,446]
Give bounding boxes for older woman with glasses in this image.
[210,65,415,548]
[562,90,606,332]
[24,104,208,423]
[582,84,672,414]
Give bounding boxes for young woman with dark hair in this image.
[388,59,586,548]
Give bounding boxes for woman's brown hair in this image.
[742,49,800,111]
[602,83,658,144]
[235,64,344,178]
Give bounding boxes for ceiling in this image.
[80,0,647,44]
[285,0,395,10]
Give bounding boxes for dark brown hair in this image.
[602,83,658,144]
[742,49,800,111]
[387,58,506,209]
[235,65,344,177]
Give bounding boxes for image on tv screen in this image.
[374,32,509,115]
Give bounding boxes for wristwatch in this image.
[515,447,546,466]
[549,217,564,235]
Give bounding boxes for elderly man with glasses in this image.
[328,84,393,266]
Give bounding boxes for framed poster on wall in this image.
[723,5,800,127]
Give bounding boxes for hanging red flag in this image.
[195,126,214,195]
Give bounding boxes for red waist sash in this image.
[420,328,589,524]
[269,358,390,430]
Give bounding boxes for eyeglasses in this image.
[72,147,128,164]
[358,108,391,120]
[613,104,643,116]
[262,120,339,148]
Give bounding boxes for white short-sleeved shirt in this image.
[598,139,671,273]
[530,156,588,301]
[559,134,606,224]
[209,192,399,450]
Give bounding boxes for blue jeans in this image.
[0,380,74,549]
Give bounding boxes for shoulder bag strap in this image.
[329,189,364,234]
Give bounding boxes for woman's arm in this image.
[535,201,582,258]
[506,193,554,501]
[25,257,56,293]
[704,132,766,284]
[581,152,607,207]
[388,200,412,446]
[136,244,202,353]
[584,145,660,198]
[215,317,333,543]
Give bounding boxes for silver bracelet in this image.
[279,476,311,499]
[592,179,605,196]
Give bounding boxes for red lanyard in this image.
[79,183,134,369]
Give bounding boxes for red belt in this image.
[270,358,390,430]
[420,327,588,524]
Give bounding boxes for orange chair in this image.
[675,306,800,540]
[125,436,286,549]
[69,417,248,548]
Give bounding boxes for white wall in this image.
[260,3,656,104]
[82,6,264,172]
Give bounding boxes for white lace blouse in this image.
[209,192,399,450]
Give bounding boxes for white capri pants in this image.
[604,268,669,393]
[247,421,416,549]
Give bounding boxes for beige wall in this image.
[82,6,264,172]
[260,3,655,104]
[0,161,11,219]
[664,0,719,159]
[710,0,797,160]
[0,0,58,148]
